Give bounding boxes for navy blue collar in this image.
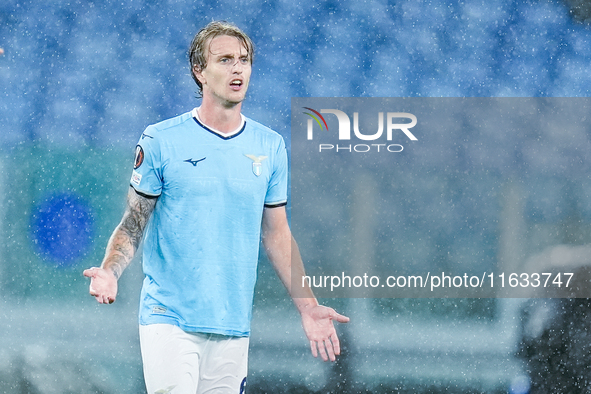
[192,109,246,140]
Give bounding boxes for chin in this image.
[226,94,247,105]
[222,98,245,108]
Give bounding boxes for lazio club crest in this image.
[245,154,268,177]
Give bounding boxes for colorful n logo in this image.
[303,107,328,140]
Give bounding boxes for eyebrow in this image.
[211,50,249,58]
[208,43,250,59]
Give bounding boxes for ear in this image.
[193,64,206,85]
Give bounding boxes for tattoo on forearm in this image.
[103,188,157,276]
[121,191,156,250]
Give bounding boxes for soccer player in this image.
[83,21,349,394]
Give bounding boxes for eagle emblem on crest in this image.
[245,154,268,177]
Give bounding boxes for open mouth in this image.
[230,79,243,89]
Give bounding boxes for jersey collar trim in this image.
[192,108,246,140]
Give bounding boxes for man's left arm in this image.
[261,206,350,362]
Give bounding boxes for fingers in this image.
[329,309,350,324]
[310,340,329,361]
[84,267,116,304]
[330,332,341,356]
[310,340,317,358]
[83,267,98,278]
[92,289,115,304]
[93,292,115,304]
[100,294,115,304]
[303,306,348,362]
[335,314,350,323]
[89,284,98,297]
[325,339,336,361]
[318,340,329,361]
[89,284,105,303]
[310,336,340,362]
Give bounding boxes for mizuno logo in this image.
[141,133,154,139]
[184,157,206,166]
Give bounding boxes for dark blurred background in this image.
[2,0,591,393]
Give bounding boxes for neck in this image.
[198,96,243,134]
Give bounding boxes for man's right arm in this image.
[83,187,157,304]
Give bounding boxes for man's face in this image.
[195,35,252,107]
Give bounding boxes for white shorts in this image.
[139,324,249,394]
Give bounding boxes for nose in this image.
[232,59,243,73]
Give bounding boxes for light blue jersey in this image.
[130,109,288,336]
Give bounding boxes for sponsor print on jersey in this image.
[239,377,247,394]
[131,170,142,186]
[152,306,167,314]
[134,145,144,169]
[244,154,267,177]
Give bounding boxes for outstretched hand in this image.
[83,267,118,304]
[300,305,350,362]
